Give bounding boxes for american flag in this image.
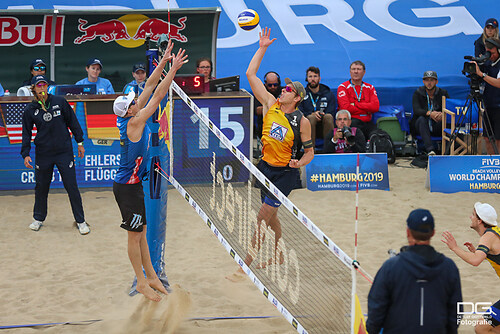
[0,103,36,144]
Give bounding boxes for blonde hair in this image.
[482,26,499,45]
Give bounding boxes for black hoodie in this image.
[367,245,462,334]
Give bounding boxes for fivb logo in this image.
[457,302,492,315]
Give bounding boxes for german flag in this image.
[84,100,119,139]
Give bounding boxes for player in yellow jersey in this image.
[442,202,500,333]
[241,27,314,270]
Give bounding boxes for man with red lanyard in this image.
[337,60,380,138]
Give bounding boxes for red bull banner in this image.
[0,9,220,93]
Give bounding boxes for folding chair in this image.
[441,96,482,155]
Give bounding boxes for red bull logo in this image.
[73,15,188,47]
[133,17,188,42]
[0,15,64,47]
[74,18,130,44]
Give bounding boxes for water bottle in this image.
[4,89,10,96]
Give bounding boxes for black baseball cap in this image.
[133,62,146,73]
[423,70,438,80]
[30,58,46,69]
[31,75,48,86]
[407,209,434,233]
[485,18,498,28]
[87,58,103,68]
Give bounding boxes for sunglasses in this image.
[128,99,136,109]
[36,82,47,87]
[33,66,46,71]
[266,83,279,87]
[285,85,296,94]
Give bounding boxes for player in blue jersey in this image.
[112,41,187,302]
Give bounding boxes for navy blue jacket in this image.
[367,245,462,334]
[299,83,335,117]
[21,94,84,158]
[483,59,500,110]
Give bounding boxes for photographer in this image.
[323,110,366,153]
[473,37,500,154]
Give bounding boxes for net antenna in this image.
[155,70,373,332]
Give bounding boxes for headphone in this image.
[263,71,281,86]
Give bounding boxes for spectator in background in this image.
[323,110,365,154]
[475,18,499,57]
[254,71,282,139]
[76,58,115,94]
[410,70,449,158]
[299,66,335,152]
[337,60,379,138]
[196,57,214,85]
[0,83,4,97]
[367,209,462,334]
[442,202,500,334]
[21,58,56,87]
[123,62,147,94]
[21,75,89,235]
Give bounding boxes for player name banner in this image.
[429,156,500,194]
[306,153,389,191]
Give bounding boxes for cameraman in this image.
[323,110,366,153]
[474,37,500,154]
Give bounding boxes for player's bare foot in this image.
[225,267,246,282]
[137,282,162,302]
[148,277,169,295]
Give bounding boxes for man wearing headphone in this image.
[254,71,283,139]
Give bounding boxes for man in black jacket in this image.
[323,110,365,153]
[299,66,335,151]
[411,70,449,155]
[21,75,89,235]
[367,209,462,334]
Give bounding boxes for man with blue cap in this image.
[123,62,147,94]
[21,75,89,235]
[367,209,462,333]
[75,58,114,94]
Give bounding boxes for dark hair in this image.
[306,66,320,76]
[485,37,500,50]
[409,229,433,241]
[196,57,212,77]
[350,60,366,71]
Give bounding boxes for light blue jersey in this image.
[75,77,115,94]
[114,117,151,184]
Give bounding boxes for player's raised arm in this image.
[247,27,277,114]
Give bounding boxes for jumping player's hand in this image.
[441,231,458,250]
[259,27,276,49]
[164,38,174,60]
[289,159,300,168]
[171,48,188,71]
[24,156,33,169]
[464,242,476,253]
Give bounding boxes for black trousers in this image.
[415,116,442,152]
[34,150,85,223]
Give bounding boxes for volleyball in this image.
[238,9,259,31]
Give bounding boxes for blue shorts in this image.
[256,159,299,207]
[485,299,500,327]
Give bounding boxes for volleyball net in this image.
[158,81,365,333]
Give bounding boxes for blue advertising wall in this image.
[6,0,499,113]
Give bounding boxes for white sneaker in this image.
[428,150,436,156]
[29,220,43,231]
[76,222,90,235]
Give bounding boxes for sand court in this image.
[0,158,498,333]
